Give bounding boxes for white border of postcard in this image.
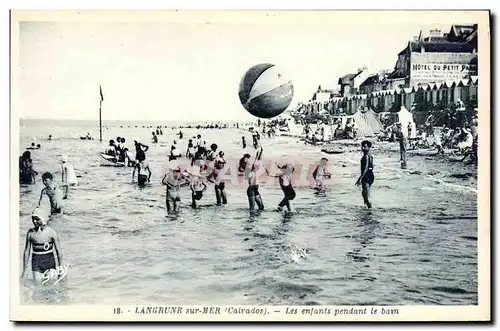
[9,9,491,322]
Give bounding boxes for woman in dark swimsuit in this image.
[355,140,374,209]
[21,207,63,285]
[133,138,149,162]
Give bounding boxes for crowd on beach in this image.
[292,105,479,166]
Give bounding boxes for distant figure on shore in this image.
[48,135,52,141]
[152,132,158,144]
[241,136,246,149]
[395,123,407,166]
[355,140,374,209]
[19,151,38,185]
[177,130,183,140]
[60,154,78,199]
[21,207,63,285]
[38,172,64,215]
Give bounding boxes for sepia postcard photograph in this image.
[9,9,491,322]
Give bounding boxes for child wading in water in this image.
[355,140,375,209]
[21,207,63,285]
[312,157,331,191]
[207,151,228,205]
[132,160,152,187]
[247,163,264,211]
[189,167,207,209]
[162,163,185,213]
[61,154,78,199]
[266,163,296,212]
[38,172,64,215]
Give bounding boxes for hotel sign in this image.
[411,63,477,81]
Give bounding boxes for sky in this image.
[16,11,478,121]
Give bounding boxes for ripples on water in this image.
[18,121,478,305]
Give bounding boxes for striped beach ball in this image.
[238,63,294,119]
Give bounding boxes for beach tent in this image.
[352,109,376,137]
[396,106,416,138]
[364,108,384,134]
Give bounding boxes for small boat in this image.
[80,137,94,140]
[100,153,125,167]
[321,148,344,154]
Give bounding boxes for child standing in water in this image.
[21,207,63,285]
[162,164,185,213]
[207,154,227,205]
[247,163,264,211]
[189,167,207,209]
[60,154,78,199]
[312,157,331,191]
[266,163,296,212]
[38,172,64,215]
[132,160,152,187]
[355,140,375,209]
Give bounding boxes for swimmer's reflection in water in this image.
[242,212,297,264]
[347,209,378,265]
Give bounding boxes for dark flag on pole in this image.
[99,84,103,143]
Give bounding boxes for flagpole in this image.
[99,99,102,143]
[99,84,103,143]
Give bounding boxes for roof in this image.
[360,74,381,87]
[410,41,475,53]
[386,69,406,80]
[398,40,476,55]
[338,71,363,85]
[451,24,476,37]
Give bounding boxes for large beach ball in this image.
[238,63,294,119]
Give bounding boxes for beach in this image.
[19,119,478,305]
